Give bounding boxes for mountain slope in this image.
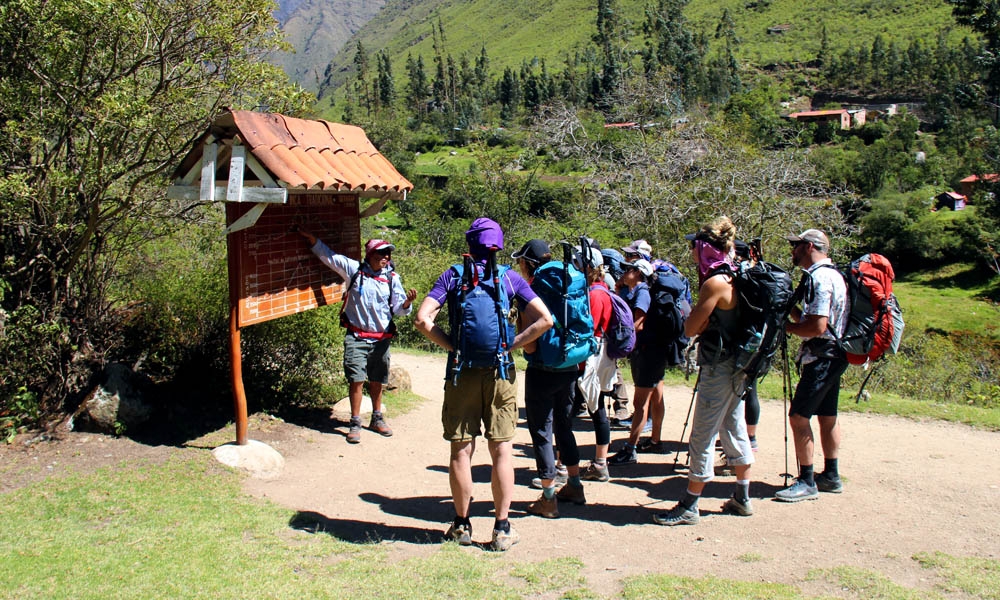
[312,0,964,99]
[273,0,387,90]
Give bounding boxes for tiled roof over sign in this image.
[226,110,412,194]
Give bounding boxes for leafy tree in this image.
[0,0,311,421]
[948,0,1000,124]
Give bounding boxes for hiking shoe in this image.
[491,525,520,551]
[815,472,843,493]
[530,469,568,489]
[615,417,652,433]
[445,521,472,546]
[581,462,610,482]
[608,445,637,466]
[527,493,559,518]
[653,503,700,526]
[775,478,819,502]
[613,407,630,422]
[346,418,362,444]
[722,495,754,516]
[556,482,587,505]
[636,438,663,454]
[368,413,393,437]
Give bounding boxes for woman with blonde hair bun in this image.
[653,216,756,526]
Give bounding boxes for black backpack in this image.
[708,261,794,392]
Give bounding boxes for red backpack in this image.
[838,253,905,365]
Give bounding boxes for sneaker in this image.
[527,493,559,518]
[774,478,819,502]
[346,418,362,444]
[608,445,637,466]
[722,495,754,516]
[614,417,652,433]
[750,438,759,452]
[491,525,520,551]
[368,413,393,437]
[556,482,586,505]
[530,469,568,489]
[581,462,610,482]
[815,471,843,493]
[613,407,630,422]
[445,521,472,546]
[653,502,700,526]
[636,438,663,454]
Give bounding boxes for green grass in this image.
[894,263,1000,342]
[412,146,479,176]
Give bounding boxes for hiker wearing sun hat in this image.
[298,230,417,444]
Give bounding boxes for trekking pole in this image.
[672,366,700,470]
[779,336,793,486]
[855,359,881,403]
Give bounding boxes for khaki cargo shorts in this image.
[442,366,517,442]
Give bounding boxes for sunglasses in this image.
[374,249,392,256]
[789,240,810,249]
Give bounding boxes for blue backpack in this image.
[591,284,636,359]
[526,257,597,369]
[447,253,515,381]
[645,262,692,365]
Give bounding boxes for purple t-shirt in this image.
[427,263,538,307]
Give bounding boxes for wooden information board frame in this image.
[226,193,361,328]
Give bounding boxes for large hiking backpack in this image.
[526,254,597,369]
[591,284,636,359]
[836,253,905,365]
[646,263,692,342]
[447,253,515,380]
[728,260,795,387]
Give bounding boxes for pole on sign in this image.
[227,206,249,446]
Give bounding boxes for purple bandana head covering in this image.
[465,217,504,261]
[694,239,733,284]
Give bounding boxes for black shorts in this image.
[629,348,669,388]
[790,356,849,418]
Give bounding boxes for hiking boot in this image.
[653,502,700,526]
[722,495,754,516]
[815,471,844,493]
[608,445,637,466]
[581,462,610,482]
[636,438,663,454]
[445,521,472,546]
[368,412,393,437]
[491,525,520,551]
[530,469,568,490]
[527,493,559,518]
[774,478,819,502]
[556,482,587,505]
[346,417,362,444]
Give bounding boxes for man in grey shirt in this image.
[777,229,848,502]
[300,230,417,444]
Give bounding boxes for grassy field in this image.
[1,455,997,599]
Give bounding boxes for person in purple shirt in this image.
[415,218,552,552]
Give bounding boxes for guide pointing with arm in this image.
[298,228,417,444]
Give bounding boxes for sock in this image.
[569,475,582,487]
[748,434,756,442]
[800,464,815,486]
[681,490,701,510]
[543,484,556,499]
[454,515,471,527]
[493,518,509,533]
[350,415,362,425]
[824,458,839,478]
[735,479,750,502]
[594,458,607,466]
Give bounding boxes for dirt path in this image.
[243,351,1000,596]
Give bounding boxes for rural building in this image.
[959,173,999,198]
[787,109,867,129]
[934,191,966,211]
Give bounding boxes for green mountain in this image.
[311,0,964,99]
[273,0,387,90]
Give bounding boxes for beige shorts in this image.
[442,366,518,442]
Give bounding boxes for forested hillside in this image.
[314,0,961,99]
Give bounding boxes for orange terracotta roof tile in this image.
[228,110,412,193]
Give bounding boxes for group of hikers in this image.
[298,216,851,552]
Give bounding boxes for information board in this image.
[226,193,360,327]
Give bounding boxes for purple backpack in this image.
[592,284,636,359]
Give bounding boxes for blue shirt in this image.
[311,240,412,336]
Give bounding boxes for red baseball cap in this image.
[365,239,395,256]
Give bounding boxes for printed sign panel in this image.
[227,193,360,327]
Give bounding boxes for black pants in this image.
[525,367,580,480]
